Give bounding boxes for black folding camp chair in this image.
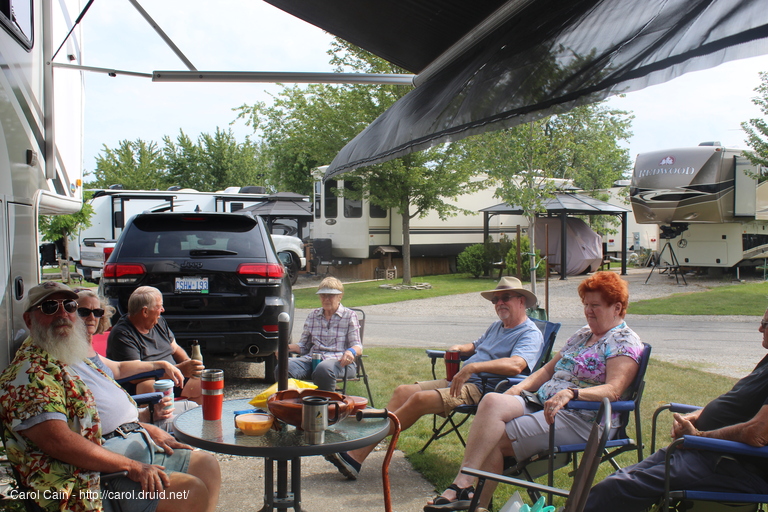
[337,308,375,407]
[652,403,768,512]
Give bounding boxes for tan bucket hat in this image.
[480,276,538,309]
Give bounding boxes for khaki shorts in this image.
[417,379,483,416]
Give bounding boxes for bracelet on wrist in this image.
[347,347,357,357]
[569,387,579,400]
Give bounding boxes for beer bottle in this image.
[190,340,203,378]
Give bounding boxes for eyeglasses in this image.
[35,299,78,315]
[491,294,520,304]
[761,320,768,329]
[77,307,105,318]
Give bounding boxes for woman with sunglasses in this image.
[425,271,644,512]
[75,288,183,424]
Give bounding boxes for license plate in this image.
[175,276,209,294]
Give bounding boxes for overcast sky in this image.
[78,1,768,179]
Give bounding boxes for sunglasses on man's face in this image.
[491,294,520,304]
[77,307,105,318]
[36,299,78,315]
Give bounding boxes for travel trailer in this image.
[71,188,306,283]
[630,143,768,269]
[310,168,520,275]
[0,1,85,368]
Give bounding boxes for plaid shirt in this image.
[298,304,361,360]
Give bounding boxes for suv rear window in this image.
[118,214,266,259]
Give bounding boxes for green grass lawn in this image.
[629,280,768,316]
[346,347,738,509]
[294,273,498,309]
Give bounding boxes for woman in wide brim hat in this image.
[479,276,538,309]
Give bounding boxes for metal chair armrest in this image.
[115,368,165,386]
[425,349,446,359]
[681,435,768,458]
[132,392,163,406]
[566,399,635,412]
[651,402,703,452]
[495,376,525,392]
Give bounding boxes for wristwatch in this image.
[569,387,579,400]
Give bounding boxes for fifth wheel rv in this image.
[630,143,768,268]
[0,0,85,368]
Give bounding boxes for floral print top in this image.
[536,322,643,422]
[0,338,121,511]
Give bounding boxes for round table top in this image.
[173,398,390,459]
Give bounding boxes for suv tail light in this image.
[237,263,285,284]
[103,246,114,263]
[103,263,146,284]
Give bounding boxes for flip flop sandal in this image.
[423,484,475,512]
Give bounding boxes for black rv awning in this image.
[265,0,768,179]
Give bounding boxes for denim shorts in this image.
[101,427,192,512]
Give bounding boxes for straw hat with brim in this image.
[22,282,78,312]
[480,276,538,309]
[316,288,343,295]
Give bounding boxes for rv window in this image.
[324,180,338,218]
[0,0,32,48]
[370,203,387,218]
[343,179,363,218]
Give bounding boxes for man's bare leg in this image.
[347,385,447,464]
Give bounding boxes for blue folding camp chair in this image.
[419,318,561,452]
[652,403,768,511]
[462,398,613,512]
[503,342,652,503]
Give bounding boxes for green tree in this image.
[162,128,265,191]
[38,201,94,261]
[464,102,632,292]
[236,39,486,284]
[742,71,768,167]
[88,139,170,190]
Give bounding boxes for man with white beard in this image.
[0,282,220,512]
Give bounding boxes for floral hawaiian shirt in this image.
[536,322,644,422]
[0,338,107,511]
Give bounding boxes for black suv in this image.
[100,212,294,381]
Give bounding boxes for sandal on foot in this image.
[423,484,475,512]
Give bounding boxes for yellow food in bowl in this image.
[235,413,274,436]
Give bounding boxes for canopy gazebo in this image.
[480,193,631,279]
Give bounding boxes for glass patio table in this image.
[173,398,390,511]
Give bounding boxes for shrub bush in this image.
[457,244,488,277]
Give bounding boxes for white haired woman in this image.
[279,277,362,390]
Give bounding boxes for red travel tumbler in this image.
[445,350,460,381]
[201,369,224,420]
